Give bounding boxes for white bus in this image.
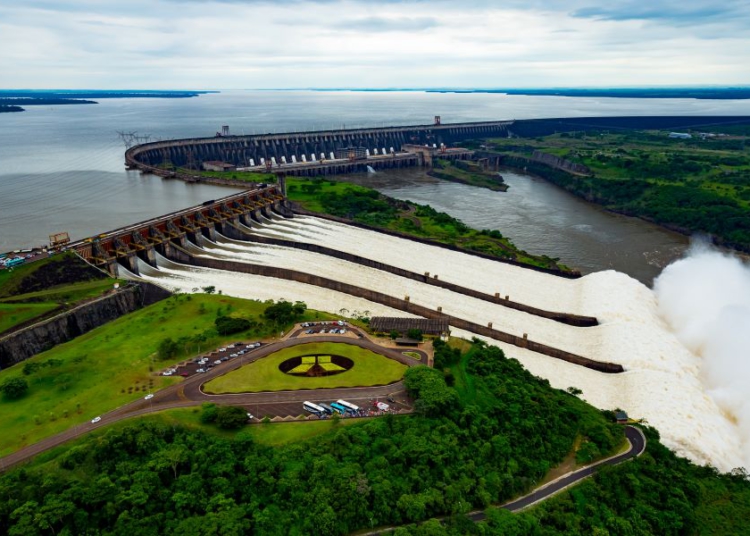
[336,399,359,414]
[303,401,326,415]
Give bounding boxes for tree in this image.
[406,329,423,341]
[390,330,400,340]
[158,337,179,360]
[215,315,251,335]
[202,285,216,294]
[1,377,29,400]
[22,362,42,376]
[263,300,307,326]
[215,406,249,429]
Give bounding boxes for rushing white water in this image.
[130,216,746,471]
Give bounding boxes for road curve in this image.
[0,334,417,472]
[364,426,647,535]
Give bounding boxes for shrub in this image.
[1,377,29,400]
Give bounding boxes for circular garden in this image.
[202,342,408,394]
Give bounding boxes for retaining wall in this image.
[171,250,622,373]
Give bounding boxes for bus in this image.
[336,399,359,415]
[5,258,25,268]
[318,402,334,415]
[302,401,326,415]
[330,402,347,415]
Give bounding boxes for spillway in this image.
[133,215,745,471]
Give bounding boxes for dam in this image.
[125,117,511,178]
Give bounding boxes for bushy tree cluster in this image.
[1,341,746,535]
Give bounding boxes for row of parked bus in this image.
[303,399,360,417]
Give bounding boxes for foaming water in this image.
[137,217,747,471]
[655,241,750,469]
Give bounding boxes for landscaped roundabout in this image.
[202,341,408,394]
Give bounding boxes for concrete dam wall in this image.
[126,120,513,170]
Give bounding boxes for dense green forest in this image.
[485,130,750,252]
[0,340,628,535]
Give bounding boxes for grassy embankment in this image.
[0,253,120,335]
[286,177,572,273]
[166,166,276,184]
[484,128,750,251]
[429,159,508,191]
[203,341,408,394]
[0,293,336,456]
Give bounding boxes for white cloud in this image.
[0,0,748,88]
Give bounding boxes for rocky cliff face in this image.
[0,282,170,370]
[531,150,592,175]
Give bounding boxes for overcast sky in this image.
[1,0,749,89]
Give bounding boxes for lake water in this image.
[2,90,748,279]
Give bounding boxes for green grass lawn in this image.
[204,342,407,393]
[0,303,59,333]
[0,294,333,457]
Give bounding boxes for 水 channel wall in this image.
[165,244,622,374]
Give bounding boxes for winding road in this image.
[0,332,419,472]
[364,426,647,534]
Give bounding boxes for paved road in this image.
[0,334,417,472]
[365,426,647,535]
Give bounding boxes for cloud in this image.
[332,16,439,32]
[571,1,750,27]
[0,0,748,89]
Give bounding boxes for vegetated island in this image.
[427,87,750,100]
[469,119,750,254]
[0,90,217,112]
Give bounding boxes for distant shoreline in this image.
[0,105,24,113]
[0,90,218,113]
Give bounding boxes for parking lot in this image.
[160,340,265,378]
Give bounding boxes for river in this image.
[340,168,689,285]
[2,89,745,279]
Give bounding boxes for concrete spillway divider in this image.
[292,208,584,280]
[218,230,598,327]
[164,248,619,373]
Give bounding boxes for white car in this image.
[196,368,206,373]
[91,416,102,424]
[213,360,222,365]
[144,394,154,400]
[162,371,173,376]
[247,412,254,420]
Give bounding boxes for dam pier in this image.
[72,184,288,276]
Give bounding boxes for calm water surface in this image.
[1,90,744,280]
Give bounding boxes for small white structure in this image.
[669,132,692,139]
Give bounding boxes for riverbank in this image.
[482,129,750,254]
[286,177,575,275]
[427,160,509,191]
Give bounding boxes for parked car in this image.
[91,416,102,424]
[144,394,154,400]
[179,372,189,377]
[196,368,206,373]
[246,412,254,420]
[213,360,222,365]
